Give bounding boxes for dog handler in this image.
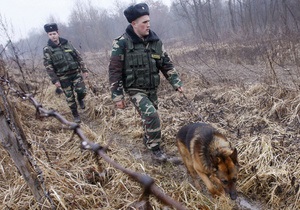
[108,3,183,161]
[43,23,89,123]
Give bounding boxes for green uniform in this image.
[108,25,182,150]
[43,37,88,111]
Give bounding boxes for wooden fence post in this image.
[0,86,50,208]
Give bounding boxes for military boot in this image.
[143,135,148,146]
[151,146,167,162]
[78,99,85,109]
[71,109,81,123]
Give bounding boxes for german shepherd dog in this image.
[177,123,239,200]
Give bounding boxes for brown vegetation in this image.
[0,40,299,209]
[0,1,300,209]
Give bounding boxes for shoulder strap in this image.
[123,33,134,51]
[150,40,163,55]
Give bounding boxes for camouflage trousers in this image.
[128,90,161,150]
[59,72,87,110]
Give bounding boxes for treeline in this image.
[12,0,174,55]
[173,0,300,42]
[3,0,300,57]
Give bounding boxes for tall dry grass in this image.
[0,42,299,209]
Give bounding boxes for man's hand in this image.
[82,72,88,80]
[177,86,183,93]
[54,81,61,88]
[54,81,63,95]
[115,100,126,109]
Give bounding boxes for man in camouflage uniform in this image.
[43,23,88,123]
[108,3,183,161]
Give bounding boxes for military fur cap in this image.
[44,23,58,33]
[124,3,149,23]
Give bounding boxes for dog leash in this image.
[181,92,205,122]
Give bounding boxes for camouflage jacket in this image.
[43,37,88,84]
[108,25,182,102]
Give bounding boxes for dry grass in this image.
[0,51,299,210]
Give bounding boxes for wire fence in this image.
[0,76,187,210]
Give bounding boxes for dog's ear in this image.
[230,148,239,165]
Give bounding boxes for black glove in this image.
[55,87,63,95]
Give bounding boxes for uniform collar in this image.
[125,24,160,44]
[47,37,68,47]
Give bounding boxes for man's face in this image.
[132,15,150,38]
[47,31,59,44]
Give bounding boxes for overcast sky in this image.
[0,0,171,44]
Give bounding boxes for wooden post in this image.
[0,87,50,208]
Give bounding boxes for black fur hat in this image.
[124,3,149,23]
[44,23,58,33]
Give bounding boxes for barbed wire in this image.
[0,76,187,210]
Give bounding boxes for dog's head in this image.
[211,148,239,200]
